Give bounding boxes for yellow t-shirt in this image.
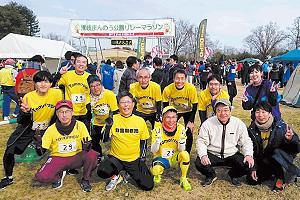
[151,123,186,159]
[57,71,90,116]
[0,68,15,86]
[130,81,162,114]
[23,88,63,130]
[92,89,118,126]
[162,82,198,113]
[109,114,150,162]
[198,88,230,118]
[42,121,91,157]
[261,131,270,150]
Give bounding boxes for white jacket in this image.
[197,116,253,159]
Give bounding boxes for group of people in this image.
[0,53,299,194]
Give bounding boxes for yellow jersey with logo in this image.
[23,88,63,130]
[151,123,186,159]
[42,121,91,157]
[130,81,162,114]
[162,82,198,113]
[109,114,150,162]
[92,89,118,126]
[198,88,229,118]
[58,71,90,116]
[0,67,15,86]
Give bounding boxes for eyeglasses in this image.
[57,110,72,115]
[119,100,132,105]
[216,108,230,113]
[90,83,101,88]
[138,76,150,80]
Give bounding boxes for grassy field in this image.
[0,82,299,200]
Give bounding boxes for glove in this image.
[81,137,92,152]
[102,117,113,143]
[155,129,162,144]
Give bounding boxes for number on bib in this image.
[58,141,77,153]
[32,121,49,130]
[161,148,175,159]
[71,94,86,103]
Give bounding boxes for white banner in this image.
[70,19,175,38]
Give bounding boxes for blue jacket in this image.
[101,64,115,90]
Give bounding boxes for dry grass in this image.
[0,82,299,200]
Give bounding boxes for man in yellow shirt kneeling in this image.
[35,100,98,192]
[151,106,192,191]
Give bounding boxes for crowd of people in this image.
[0,52,299,194]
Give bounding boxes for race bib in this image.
[58,141,77,154]
[94,104,109,116]
[161,148,175,159]
[32,120,50,130]
[141,101,154,109]
[231,69,236,73]
[71,94,86,103]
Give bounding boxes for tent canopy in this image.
[281,64,300,107]
[271,49,300,62]
[239,58,262,64]
[0,33,75,59]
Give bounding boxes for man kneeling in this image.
[195,99,254,187]
[247,102,300,192]
[97,92,154,191]
[35,100,98,192]
[151,106,192,191]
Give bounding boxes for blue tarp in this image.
[271,49,300,62]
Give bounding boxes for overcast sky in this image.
[1,0,299,50]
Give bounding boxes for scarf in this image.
[255,115,274,132]
[162,121,177,136]
[90,86,105,107]
[55,117,76,135]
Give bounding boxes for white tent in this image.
[0,33,76,72]
[281,64,300,107]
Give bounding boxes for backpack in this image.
[15,68,39,97]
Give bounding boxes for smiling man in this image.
[0,71,63,189]
[162,69,198,153]
[97,91,154,191]
[55,54,91,128]
[130,68,162,128]
[195,98,254,187]
[198,74,229,124]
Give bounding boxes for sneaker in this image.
[52,171,66,189]
[180,177,192,191]
[105,175,123,191]
[272,179,285,192]
[153,175,162,184]
[67,169,79,175]
[12,113,18,118]
[80,179,92,192]
[202,176,217,187]
[0,177,13,189]
[3,116,10,121]
[230,177,242,187]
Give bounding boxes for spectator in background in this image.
[225,60,237,106]
[101,59,115,91]
[242,61,250,86]
[113,60,125,95]
[167,54,184,85]
[0,59,20,120]
[236,62,243,79]
[199,63,211,90]
[261,62,269,80]
[186,61,195,84]
[60,51,73,69]
[278,63,284,88]
[118,56,140,95]
[143,54,154,74]
[269,64,280,84]
[151,57,167,92]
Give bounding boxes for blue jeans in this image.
[1,86,20,117]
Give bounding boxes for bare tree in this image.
[173,20,194,55]
[41,33,65,41]
[244,22,287,59]
[287,16,300,49]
